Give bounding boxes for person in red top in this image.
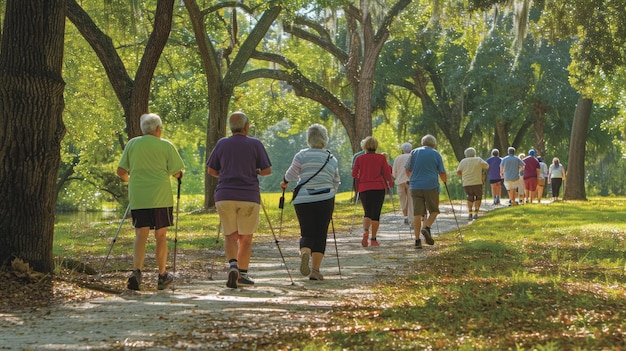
[523,149,541,204]
[352,136,393,247]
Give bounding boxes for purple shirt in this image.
[523,156,540,179]
[206,134,271,203]
[486,156,502,181]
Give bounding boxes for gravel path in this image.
[1,202,498,350]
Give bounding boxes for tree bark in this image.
[564,96,591,200]
[0,0,67,273]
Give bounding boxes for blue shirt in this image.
[500,155,525,181]
[405,146,445,190]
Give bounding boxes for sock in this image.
[370,237,377,241]
[240,269,248,278]
[415,239,420,245]
[229,259,238,268]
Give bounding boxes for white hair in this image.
[140,113,162,134]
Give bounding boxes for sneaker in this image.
[226,266,239,289]
[370,238,380,247]
[127,269,142,290]
[309,270,324,281]
[403,218,409,225]
[237,275,255,287]
[361,231,369,247]
[468,214,473,220]
[415,239,423,249]
[420,227,435,245]
[299,251,311,276]
[157,272,174,290]
[473,214,479,220]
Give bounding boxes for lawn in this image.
[53,195,626,350]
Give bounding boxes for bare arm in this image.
[207,167,219,178]
[117,167,129,182]
[439,172,447,183]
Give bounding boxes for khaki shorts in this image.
[410,188,440,216]
[216,200,260,235]
[503,180,519,191]
[537,178,546,187]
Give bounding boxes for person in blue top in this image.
[207,111,272,289]
[486,149,503,205]
[280,124,340,281]
[499,147,525,206]
[405,134,446,249]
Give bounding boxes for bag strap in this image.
[291,150,332,202]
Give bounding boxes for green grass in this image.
[53,195,626,350]
[267,198,626,350]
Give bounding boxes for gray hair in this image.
[307,123,328,149]
[140,113,162,135]
[464,147,476,158]
[229,111,248,133]
[401,142,412,153]
[421,134,437,148]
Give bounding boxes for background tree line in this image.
[1,0,625,272]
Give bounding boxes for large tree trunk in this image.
[564,96,591,200]
[0,0,66,273]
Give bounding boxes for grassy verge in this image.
[268,198,626,350]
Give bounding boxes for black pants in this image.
[551,178,563,198]
[294,198,334,254]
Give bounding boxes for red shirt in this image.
[352,153,394,192]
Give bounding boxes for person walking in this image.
[280,124,340,281]
[548,157,566,201]
[352,136,394,247]
[522,150,541,204]
[456,147,489,220]
[486,149,503,205]
[206,111,272,289]
[517,153,527,204]
[392,142,413,226]
[405,134,446,249]
[117,113,185,291]
[536,156,548,203]
[500,147,525,206]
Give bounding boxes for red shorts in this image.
[524,177,538,192]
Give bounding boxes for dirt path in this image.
[1,203,495,350]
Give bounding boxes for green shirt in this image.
[118,135,185,210]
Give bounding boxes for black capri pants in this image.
[359,189,386,221]
[294,197,335,254]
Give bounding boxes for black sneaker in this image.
[127,269,142,290]
[420,227,435,245]
[157,272,174,290]
[415,239,423,249]
[237,275,255,287]
[468,214,473,220]
[226,266,239,289]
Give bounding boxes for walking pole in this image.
[349,191,360,235]
[443,182,464,242]
[207,221,221,280]
[260,199,295,285]
[96,203,131,281]
[172,177,182,279]
[330,218,342,279]
[279,188,286,237]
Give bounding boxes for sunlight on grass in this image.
[53,195,626,350]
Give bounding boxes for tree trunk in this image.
[0,0,66,273]
[564,96,591,200]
